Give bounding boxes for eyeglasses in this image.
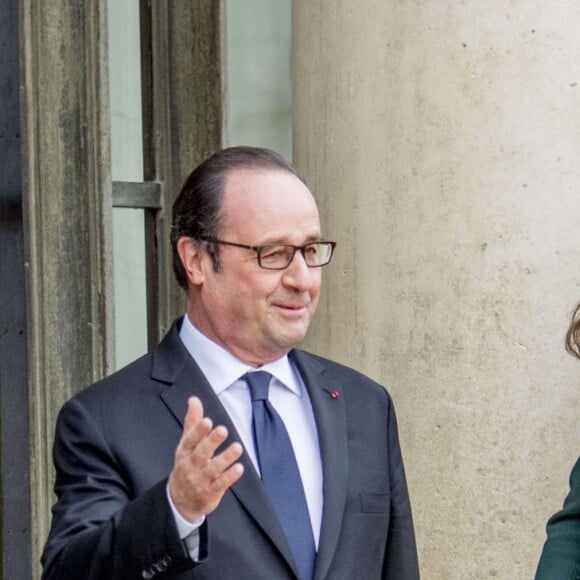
[200,236,336,270]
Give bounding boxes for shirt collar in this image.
[179,314,301,397]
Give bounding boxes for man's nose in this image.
[282,249,313,289]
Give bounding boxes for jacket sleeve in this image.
[41,397,203,580]
[534,456,580,580]
[382,396,421,580]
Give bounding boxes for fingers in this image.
[183,396,205,432]
[208,460,244,494]
[169,397,245,521]
[194,424,229,464]
[178,397,214,455]
[189,426,244,485]
[204,440,244,484]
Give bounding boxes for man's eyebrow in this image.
[259,235,324,245]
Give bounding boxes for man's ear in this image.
[176,237,205,286]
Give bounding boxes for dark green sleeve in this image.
[535,456,580,580]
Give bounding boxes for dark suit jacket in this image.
[535,456,580,580]
[41,319,419,580]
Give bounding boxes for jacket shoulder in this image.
[70,318,188,408]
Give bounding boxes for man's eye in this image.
[261,246,291,260]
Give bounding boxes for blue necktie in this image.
[245,371,316,580]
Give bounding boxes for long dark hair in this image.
[565,302,580,359]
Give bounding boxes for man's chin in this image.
[272,325,310,350]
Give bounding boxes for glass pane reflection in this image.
[226,0,292,160]
[108,0,147,369]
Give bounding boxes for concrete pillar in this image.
[20,1,113,573]
[293,2,580,578]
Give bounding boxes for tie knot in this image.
[245,371,272,401]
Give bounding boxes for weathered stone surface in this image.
[294,2,580,578]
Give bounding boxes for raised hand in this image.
[168,396,244,522]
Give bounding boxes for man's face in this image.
[188,168,323,366]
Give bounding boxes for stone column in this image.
[20,0,114,573]
[294,2,580,578]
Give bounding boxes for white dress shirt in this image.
[169,314,323,555]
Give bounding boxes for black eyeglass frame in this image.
[199,236,337,270]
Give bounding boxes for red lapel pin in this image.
[331,390,340,399]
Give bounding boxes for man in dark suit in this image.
[41,146,420,580]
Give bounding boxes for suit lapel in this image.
[291,350,349,580]
[154,322,298,576]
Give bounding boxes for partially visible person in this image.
[534,303,580,580]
